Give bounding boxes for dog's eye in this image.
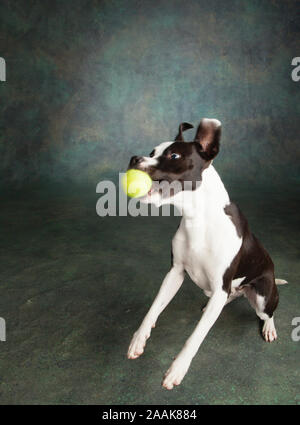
[170,153,180,160]
[149,150,155,158]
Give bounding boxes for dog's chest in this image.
[172,208,242,291]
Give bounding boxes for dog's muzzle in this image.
[129,156,143,168]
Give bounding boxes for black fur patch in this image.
[144,142,209,191]
[223,202,278,317]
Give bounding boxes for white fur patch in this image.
[171,165,242,292]
[140,141,174,168]
[255,294,269,321]
[262,317,277,342]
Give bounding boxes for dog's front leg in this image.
[162,289,228,390]
[127,266,184,359]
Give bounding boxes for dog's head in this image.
[127,118,221,205]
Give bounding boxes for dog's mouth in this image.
[146,179,176,199]
[147,185,155,196]
[127,165,176,199]
[147,179,162,197]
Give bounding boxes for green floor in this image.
[0,183,299,405]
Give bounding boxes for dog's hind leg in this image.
[127,265,185,359]
[202,287,243,312]
[225,288,244,306]
[244,276,279,342]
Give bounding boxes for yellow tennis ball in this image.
[122,169,152,198]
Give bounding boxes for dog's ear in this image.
[175,122,194,141]
[194,118,221,160]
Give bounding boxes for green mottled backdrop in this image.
[0,0,299,189]
[0,1,299,405]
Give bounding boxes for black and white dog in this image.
[127,118,286,390]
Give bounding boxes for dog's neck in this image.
[172,165,230,221]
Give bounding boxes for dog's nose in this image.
[129,156,143,167]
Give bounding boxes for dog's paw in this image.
[162,357,190,390]
[127,329,150,359]
[262,318,277,342]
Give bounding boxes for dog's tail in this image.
[275,278,288,285]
